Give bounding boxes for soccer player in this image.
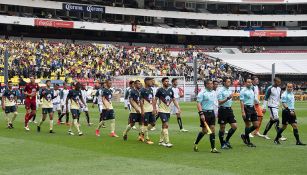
[156,77,180,148]
[239,78,259,147]
[274,83,306,146]
[53,84,62,123]
[66,82,86,136]
[213,80,219,118]
[93,81,106,130]
[262,77,286,141]
[170,78,188,132]
[37,80,56,133]
[193,80,220,153]
[140,77,157,144]
[217,78,237,149]
[251,76,264,137]
[124,81,134,111]
[95,80,118,137]
[24,76,39,131]
[123,80,151,142]
[1,81,18,129]
[58,82,70,125]
[81,84,92,126]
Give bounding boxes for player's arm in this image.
[152,96,157,115]
[173,98,181,113]
[102,96,109,110]
[196,92,205,122]
[239,91,246,118]
[1,94,5,110]
[129,97,140,113]
[14,91,19,107]
[23,85,31,97]
[218,91,232,105]
[80,96,87,107]
[66,91,71,110]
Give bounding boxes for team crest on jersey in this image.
[165,96,171,105]
[47,94,52,101]
[9,94,14,101]
[108,95,112,100]
[148,94,153,103]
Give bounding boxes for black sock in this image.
[177,117,183,130]
[245,127,251,143]
[225,128,236,142]
[275,128,285,141]
[59,113,64,121]
[155,115,160,121]
[274,120,280,132]
[66,113,69,123]
[263,120,274,135]
[32,114,36,121]
[85,112,90,124]
[293,129,300,142]
[209,133,216,149]
[218,130,224,146]
[58,112,61,119]
[195,132,205,144]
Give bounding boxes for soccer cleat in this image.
[159,142,166,146]
[87,123,93,127]
[274,140,281,145]
[263,135,271,140]
[24,126,30,131]
[211,148,220,153]
[280,136,287,141]
[57,120,61,125]
[221,144,229,149]
[249,133,254,138]
[241,134,247,144]
[247,143,256,147]
[60,121,65,124]
[225,141,233,149]
[296,141,306,146]
[138,134,145,142]
[165,143,173,148]
[37,126,41,132]
[180,128,189,132]
[150,127,156,131]
[254,132,264,137]
[49,130,55,134]
[132,126,137,130]
[33,121,38,124]
[145,139,154,145]
[95,129,100,137]
[9,123,14,129]
[7,125,12,129]
[123,134,128,141]
[78,132,83,136]
[68,130,75,136]
[109,132,119,138]
[193,144,199,152]
[102,123,106,128]
[225,130,228,134]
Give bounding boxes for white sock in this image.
[110,119,115,133]
[49,119,53,130]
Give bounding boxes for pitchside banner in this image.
[63,3,105,13]
[34,19,74,28]
[250,31,287,37]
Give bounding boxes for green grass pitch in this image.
[0,102,306,175]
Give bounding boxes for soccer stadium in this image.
[0,0,307,174]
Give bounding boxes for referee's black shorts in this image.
[200,110,216,127]
[244,105,258,122]
[282,109,297,125]
[218,107,236,124]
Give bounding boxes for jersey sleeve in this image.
[155,88,161,98]
[281,92,287,103]
[217,90,223,100]
[264,87,272,101]
[196,91,203,103]
[239,90,244,101]
[170,89,175,99]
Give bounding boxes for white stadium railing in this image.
[0,0,307,22]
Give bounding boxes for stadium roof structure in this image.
[206,52,307,75]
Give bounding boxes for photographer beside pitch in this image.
[273,83,306,146]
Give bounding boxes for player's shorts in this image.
[98,104,103,113]
[159,112,170,123]
[61,104,71,114]
[200,110,216,127]
[170,103,180,115]
[42,108,53,114]
[101,109,115,121]
[81,106,89,112]
[244,105,258,122]
[71,109,80,119]
[143,112,156,125]
[129,113,141,123]
[25,100,36,110]
[53,103,61,112]
[254,104,263,117]
[268,107,279,120]
[5,106,17,114]
[282,109,297,125]
[218,107,236,124]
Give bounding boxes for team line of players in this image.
[1,76,305,152]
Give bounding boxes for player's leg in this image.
[3,109,10,128]
[224,122,237,148]
[262,107,278,139]
[108,110,118,137]
[144,113,155,144]
[253,104,264,136]
[193,127,207,152]
[209,124,219,153]
[159,113,172,147]
[291,123,305,146]
[96,110,105,136]
[218,124,226,148]
[49,110,54,133]
[37,110,47,132]
[123,114,135,141]
[72,110,82,136]
[58,105,65,124]
[24,102,32,130]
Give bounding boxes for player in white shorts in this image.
[170,78,188,132]
[58,82,70,125]
[53,84,61,123]
[81,84,92,126]
[262,77,286,141]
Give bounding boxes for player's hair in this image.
[162,77,169,82]
[134,80,140,84]
[251,76,258,81]
[213,80,219,84]
[8,81,12,84]
[171,78,178,84]
[129,81,135,85]
[245,78,252,82]
[222,77,231,85]
[75,82,81,89]
[46,80,51,83]
[274,77,281,82]
[105,79,112,83]
[204,79,213,86]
